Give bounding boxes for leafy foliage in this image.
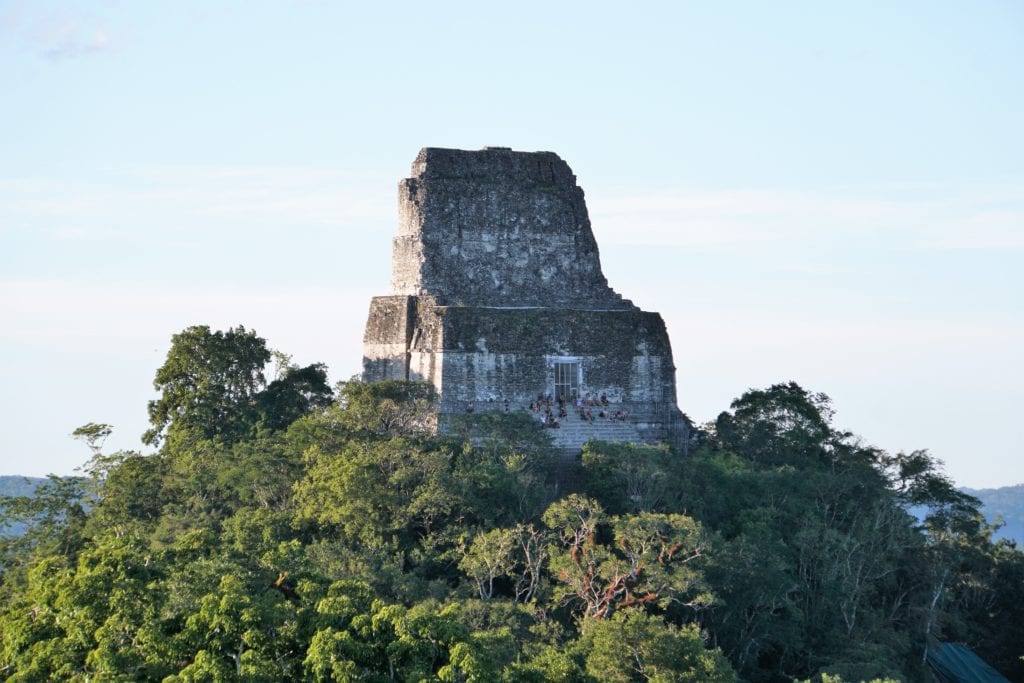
[2,334,1021,681]
[143,325,331,447]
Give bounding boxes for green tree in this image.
[71,422,112,456]
[543,496,712,620]
[581,441,681,515]
[447,411,555,460]
[294,437,458,547]
[684,385,937,679]
[143,326,332,448]
[579,609,735,682]
[255,362,333,431]
[334,379,438,437]
[144,325,272,447]
[459,527,518,601]
[0,531,171,681]
[169,572,298,681]
[714,382,835,466]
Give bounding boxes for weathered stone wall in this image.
[362,147,688,450]
[362,296,415,382]
[436,307,684,446]
[390,147,632,310]
[433,306,674,407]
[363,300,685,445]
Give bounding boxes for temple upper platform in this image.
[388,147,633,310]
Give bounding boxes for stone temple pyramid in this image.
[362,146,688,451]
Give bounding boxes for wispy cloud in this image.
[1,3,115,60]
[0,166,393,243]
[127,166,393,226]
[664,308,1024,351]
[588,183,1024,250]
[38,22,110,60]
[0,278,373,375]
[926,209,1024,249]
[6,167,1019,253]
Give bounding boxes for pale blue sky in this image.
[1,1,1021,487]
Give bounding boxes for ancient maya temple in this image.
[362,147,688,451]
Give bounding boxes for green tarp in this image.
[926,643,1009,683]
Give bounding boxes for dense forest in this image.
[1,325,1021,682]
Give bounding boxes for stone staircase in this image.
[543,409,643,453]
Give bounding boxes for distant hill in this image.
[0,475,47,498]
[963,484,1024,546]
[0,475,48,537]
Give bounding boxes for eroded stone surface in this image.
[362,147,688,450]
[390,147,632,309]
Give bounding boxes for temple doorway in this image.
[553,361,580,402]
